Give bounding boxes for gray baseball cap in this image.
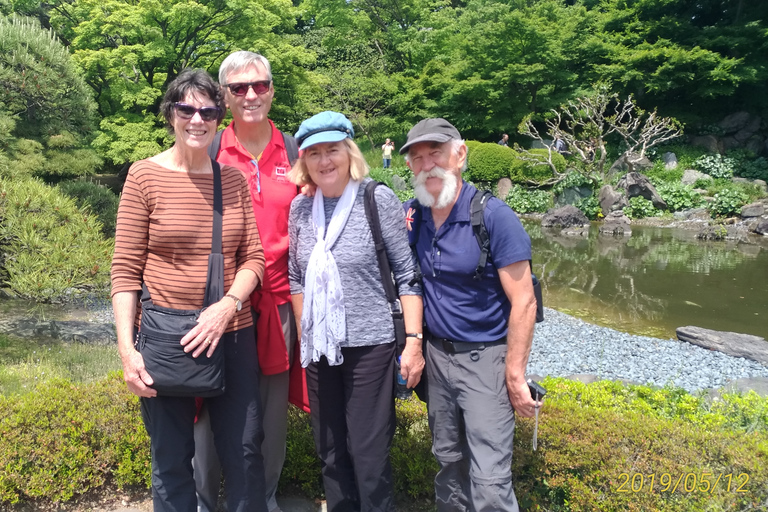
[399,118,461,155]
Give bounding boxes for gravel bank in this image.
[529,308,768,392]
[82,303,768,393]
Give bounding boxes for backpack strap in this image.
[470,190,494,281]
[207,130,224,160]
[364,181,407,352]
[281,130,299,166]
[470,189,544,322]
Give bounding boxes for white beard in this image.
[413,167,459,209]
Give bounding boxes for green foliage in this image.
[655,182,704,212]
[3,374,767,509]
[623,196,660,219]
[0,374,150,504]
[727,149,768,182]
[0,177,113,301]
[644,160,684,185]
[57,179,119,237]
[693,154,735,179]
[510,148,564,184]
[504,185,553,214]
[575,195,602,220]
[709,187,749,217]
[466,142,517,182]
[704,179,766,203]
[0,16,96,137]
[551,170,593,196]
[367,167,415,203]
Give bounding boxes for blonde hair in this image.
[289,138,370,186]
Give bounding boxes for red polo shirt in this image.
[216,120,298,375]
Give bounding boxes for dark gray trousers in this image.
[306,342,396,512]
[140,325,267,512]
[426,339,520,512]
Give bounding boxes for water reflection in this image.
[527,222,768,340]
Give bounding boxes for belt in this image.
[431,336,506,354]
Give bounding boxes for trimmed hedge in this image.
[2,375,766,510]
[466,142,518,182]
[510,148,565,184]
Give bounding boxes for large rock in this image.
[689,135,722,154]
[598,210,632,236]
[754,179,768,193]
[755,219,768,235]
[681,169,711,186]
[616,172,668,210]
[662,152,678,169]
[673,207,709,221]
[741,202,765,218]
[745,135,765,155]
[608,153,653,175]
[721,136,741,152]
[598,185,628,216]
[677,326,768,366]
[720,377,768,398]
[555,185,593,207]
[733,116,761,141]
[718,111,752,134]
[496,177,513,200]
[541,205,590,229]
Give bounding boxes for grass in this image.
[0,333,121,396]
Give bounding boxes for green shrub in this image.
[2,375,767,509]
[705,179,765,203]
[693,154,735,179]
[655,182,704,212]
[466,142,517,182]
[57,180,119,237]
[709,187,749,217]
[623,196,660,219]
[645,160,684,185]
[0,374,150,504]
[727,149,768,182]
[0,177,113,301]
[648,144,708,170]
[692,177,713,189]
[576,195,602,220]
[367,167,414,203]
[551,170,592,196]
[510,148,564,184]
[504,185,553,213]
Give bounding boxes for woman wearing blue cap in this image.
[287,111,424,511]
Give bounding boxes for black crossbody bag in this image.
[135,160,226,397]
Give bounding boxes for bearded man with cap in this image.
[401,118,538,512]
[287,111,423,512]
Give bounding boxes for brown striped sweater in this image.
[111,159,265,332]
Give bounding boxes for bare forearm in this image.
[505,298,537,381]
[112,291,138,361]
[291,293,304,341]
[399,294,424,387]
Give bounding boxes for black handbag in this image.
[135,160,226,397]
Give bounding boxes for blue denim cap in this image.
[294,111,355,151]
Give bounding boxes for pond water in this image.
[528,222,768,340]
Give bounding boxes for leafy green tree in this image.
[47,0,304,166]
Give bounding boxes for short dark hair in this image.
[160,68,226,130]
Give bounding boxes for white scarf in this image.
[300,179,360,367]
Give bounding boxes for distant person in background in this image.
[193,50,302,512]
[382,138,396,168]
[498,133,509,146]
[554,137,568,155]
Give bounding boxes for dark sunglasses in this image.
[173,103,221,122]
[225,80,272,96]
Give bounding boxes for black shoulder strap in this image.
[207,130,224,160]
[281,131,299,166]
[211,159,223,255]
[470,190,494,281]
[364,181,407,351]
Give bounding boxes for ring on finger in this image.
[204,338,212,345]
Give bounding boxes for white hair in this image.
[405,139,467,172]
[218,51,272,84]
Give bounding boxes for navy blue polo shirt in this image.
[404,182,531,342]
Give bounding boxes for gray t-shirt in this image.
[288,178,421,347]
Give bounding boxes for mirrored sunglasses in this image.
[173,103,221,122]
[226,80,271,96]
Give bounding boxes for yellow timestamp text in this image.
[614,472,749,493]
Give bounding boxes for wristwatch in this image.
[406,333,423,340]
[225,294,242,312]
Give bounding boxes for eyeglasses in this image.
[225,80,272,96]
[173,103,221,122]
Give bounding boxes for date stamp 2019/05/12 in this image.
[615,473,749,493]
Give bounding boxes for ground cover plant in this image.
[2,372,765,511]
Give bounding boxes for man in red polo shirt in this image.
[194,50,300,512]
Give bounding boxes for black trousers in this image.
[306,342,396,512]
[140,324,267,512]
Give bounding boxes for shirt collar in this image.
[220,119,282,159]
